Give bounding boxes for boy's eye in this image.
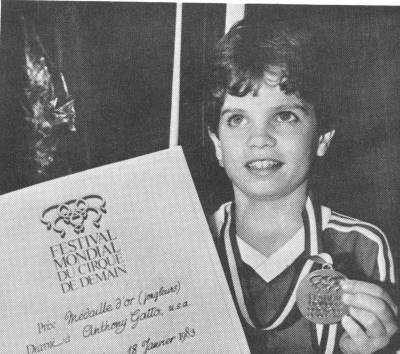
[228,114,247,127]
[276,111,299,123]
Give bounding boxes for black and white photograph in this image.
[0,1,399,353]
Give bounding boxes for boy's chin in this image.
[233,181,309,202]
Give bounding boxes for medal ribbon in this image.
[223,197,337,353]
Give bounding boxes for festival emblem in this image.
[296,265,349,325]
[41,195,107,238]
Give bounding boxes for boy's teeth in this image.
[248,160,279,169]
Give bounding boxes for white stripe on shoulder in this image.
[325,222,394,283]
[329,212,395,283]
[331,211,385,235]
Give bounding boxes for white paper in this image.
[0,146,250,354]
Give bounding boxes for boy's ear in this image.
[208,129,223,166]
[317,130,335,157]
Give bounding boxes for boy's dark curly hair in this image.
[207,18,336,135]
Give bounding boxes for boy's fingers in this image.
[341,315,392,354]
[341,315,371,353]
[339,333,359,354]
[342,292,398,336]
[348,307,386,338]
[341,280,398,316]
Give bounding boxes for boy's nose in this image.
[247,127,277,148]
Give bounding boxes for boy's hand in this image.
[339,280,398,354]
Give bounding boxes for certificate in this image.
[0,147,250,354]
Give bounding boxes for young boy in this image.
[207,19,398,354]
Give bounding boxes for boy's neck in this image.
[234,186,307,258]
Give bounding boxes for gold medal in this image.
[296,265,349,325]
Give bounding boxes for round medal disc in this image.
[296,268,349,325]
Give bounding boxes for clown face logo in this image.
[41,195,107,238]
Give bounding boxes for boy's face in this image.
[210,83,334,201]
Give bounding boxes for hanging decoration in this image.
[21,15,76,182]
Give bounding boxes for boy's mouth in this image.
[246,159,283,170]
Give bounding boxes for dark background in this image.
[1,2,399,276]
